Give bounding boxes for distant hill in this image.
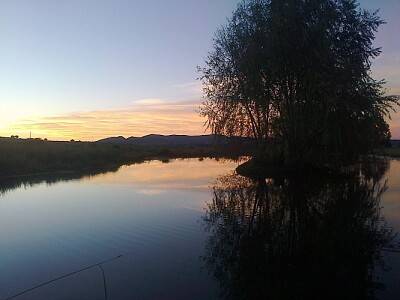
[97,134,255,146]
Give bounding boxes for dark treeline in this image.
[202,159,395,299]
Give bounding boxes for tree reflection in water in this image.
[0,166,121,196]
[203,161,394,299]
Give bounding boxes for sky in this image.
[0,0,399,141]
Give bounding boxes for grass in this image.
[3,136,396,179]
[381,146,400,159]
[0,137,254,178]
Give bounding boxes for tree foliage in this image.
[199,0,399,167]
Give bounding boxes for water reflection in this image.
[0,158,242,197]
[203,161,395,299]
[0,166,120,196]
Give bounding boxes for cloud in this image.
[2,100,207,141]
[133,98,164,105]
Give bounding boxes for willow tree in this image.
[199,0,399,167]
[199,0,276,160]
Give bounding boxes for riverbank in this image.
[2,136,398,179]
[0,137,254,178]
[382,146,400,159]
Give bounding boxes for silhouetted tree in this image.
[199,0,399,167]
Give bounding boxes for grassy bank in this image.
[0,137,253,178]
[381,146,400,159]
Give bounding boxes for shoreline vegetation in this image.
[1,136,399,181]
[235,153,394,180]
[0,136,255,179]
[381,146,400,159]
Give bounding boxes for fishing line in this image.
[5,252,129,300]
[99,264,108,300]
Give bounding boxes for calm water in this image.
[0,158,399,299]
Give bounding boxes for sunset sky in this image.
[1,0,399,141]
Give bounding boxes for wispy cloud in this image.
[133,98,165,105]
[2,100,207,141]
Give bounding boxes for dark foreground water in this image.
[0,158,399,299]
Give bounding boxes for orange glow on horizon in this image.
[2,98,400,140]
[0,101,208,141]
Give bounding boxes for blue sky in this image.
[0,0,399,140]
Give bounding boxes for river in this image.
[1,158,399,299]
